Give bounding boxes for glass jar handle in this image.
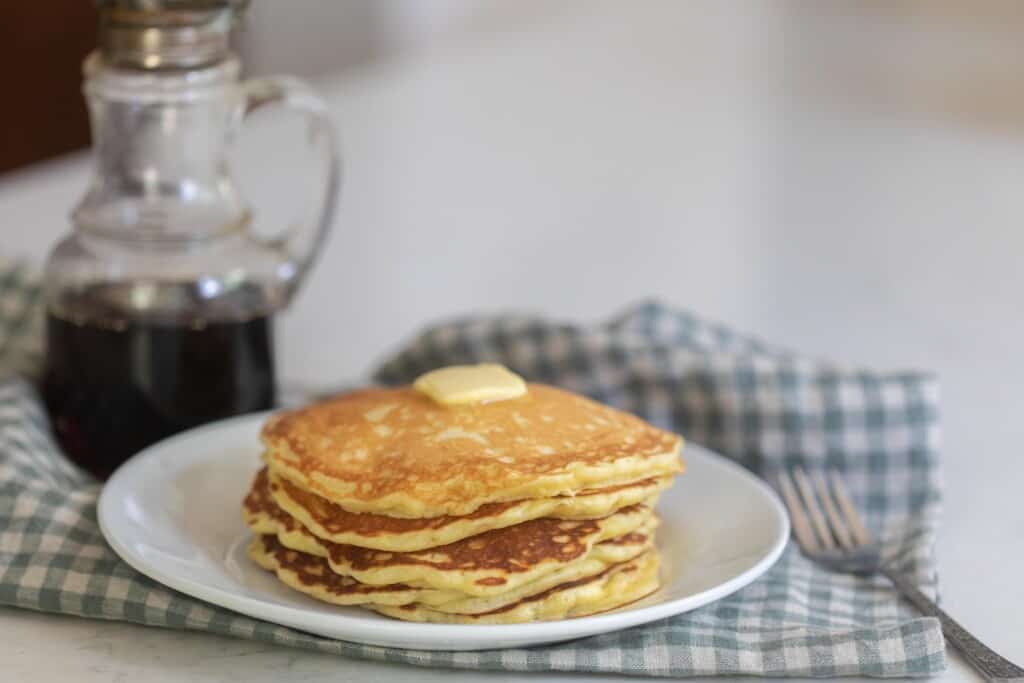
[240,76,341,301]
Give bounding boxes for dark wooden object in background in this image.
[0,2,97,175]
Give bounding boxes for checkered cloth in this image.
[0,263,43,382]
[0,261,945,677]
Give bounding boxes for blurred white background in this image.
[2,0,1023,651]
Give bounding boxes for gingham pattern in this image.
[0,267,945,676]
[0,262,43,381]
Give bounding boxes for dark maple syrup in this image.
[43,284,275,479]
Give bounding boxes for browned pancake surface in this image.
[245,469,649,577]
[256,535,415,598]
[258,467,662,538]
[262,384,681,513]
[390,561,619,618]
[257,533,657,620]
[323,512,617,574]
[244,468,301,531]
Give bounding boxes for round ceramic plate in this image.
[99,412,788,651]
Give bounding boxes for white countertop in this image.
[2,1,1023,680]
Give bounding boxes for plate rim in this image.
[98,412,790,649]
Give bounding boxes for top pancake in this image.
[262,383,683,517]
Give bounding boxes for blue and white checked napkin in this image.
[0,262,945,677]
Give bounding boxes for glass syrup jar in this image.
[42,0,340,478]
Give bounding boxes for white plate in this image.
[99,412,788,651]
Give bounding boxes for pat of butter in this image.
[414,364,527,406]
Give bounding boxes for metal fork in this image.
[779,468,1024,682]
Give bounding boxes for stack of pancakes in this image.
[243,374,683,623]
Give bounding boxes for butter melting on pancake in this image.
[261,384,683,518]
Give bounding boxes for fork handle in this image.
[883,567,1024,682]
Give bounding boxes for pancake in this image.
[257,466,671,551]
[370,551,661,624]
[246,472,657,587]
[261,384,683,518]
[248,367,680,624]
[425,527,655,615]
[249,528,656,615]
[244,472,656,596]
[247,535,463,606]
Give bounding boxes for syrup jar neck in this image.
[73,1,253,241]
[97,0,248,71]
[76,53,248,241]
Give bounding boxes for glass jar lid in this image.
[97,0,249,70]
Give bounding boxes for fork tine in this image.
[777,470,820,553]
[813,470,853,549]
[829,470,872,545]
[793,467,835,550]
